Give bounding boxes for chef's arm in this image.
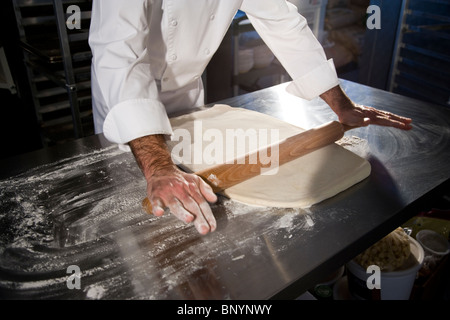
[320,85,412,130]
[129,134,218,235]
[89,0,171,147]
[241,1,412,130]
[242,0,340,100]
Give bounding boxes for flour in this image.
[1,276,66,290]
[220,198,266,217]
[231,254,245,261]
[207,173,220,187]
[304,215,315,229]
[274,213,295,230]
[0,143,329,299]
[0,146,128,249]
[220,197,316,233]
[86,284,106,299]
[336,135,369,158]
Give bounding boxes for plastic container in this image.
[346,236,424,300]
[316,265,345,287]
[252,45,274,69]
[287,0,328,39]
[237,48,254,74]
[416,229,450,261]
[287,0,328,10]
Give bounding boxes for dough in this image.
[167,104,371,208]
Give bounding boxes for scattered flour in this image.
[86,284,106,299]
[207,173,220,187]
[274,213,295,230]
[231,254,245,261]
[0,144,327,299]
[336,135,369,158]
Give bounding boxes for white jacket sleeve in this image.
[89,0,172,145]
[241,0,339,100]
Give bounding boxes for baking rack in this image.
[389,0,450,108]
[12,0,93,145]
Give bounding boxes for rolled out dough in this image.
[167,104,371,208]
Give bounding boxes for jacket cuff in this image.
[103,99,173,145]
[286,59,340,100]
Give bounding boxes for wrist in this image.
[320,85,354,115]
[129,134,176,180]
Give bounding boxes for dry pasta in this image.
[354,227,410,271]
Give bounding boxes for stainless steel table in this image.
[1,80,449,300]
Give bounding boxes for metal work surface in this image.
[1,80,449,299]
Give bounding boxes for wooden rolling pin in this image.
[142,120,353,214]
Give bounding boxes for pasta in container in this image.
[354,227,411,271]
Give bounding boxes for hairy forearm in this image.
[319,85,352,114]
[129,135,176,180]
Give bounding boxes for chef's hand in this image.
[129,134,217,235]
[320,85,413,130]
[146,166,217,235]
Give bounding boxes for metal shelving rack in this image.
[231,2,328,97]
[231,12,289,96]
[389,0,450,108]
[12,0,93,145]
[0,46,17,94]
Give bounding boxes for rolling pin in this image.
[142,120,353,214]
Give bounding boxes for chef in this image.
[88,0,412,235]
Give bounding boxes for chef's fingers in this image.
[197,201,217,233]
[169,192,214,235]
[382,110,412,124]
[151,199,165,216]
[176,180,214,234]
[372,116,413,130]
[145,171,217,234]
[166,198,196,224]
[198,177,218,203]
[361,106,411,121]
[362,107,412,130]
[187,180,217,233]
[184,199,214,235]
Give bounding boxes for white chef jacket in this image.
[89,0,339,148]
